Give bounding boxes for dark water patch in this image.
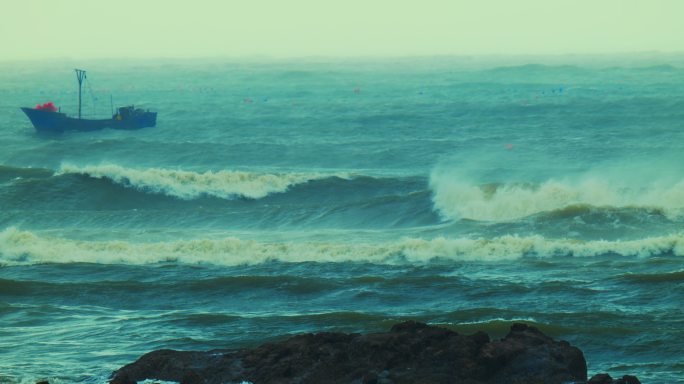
[536,279,599,294]
[158,311,409,345]
[186,275,341,295]
[0,165,53,183]
[349,274,461,288]
[285,189,439,228]
[0,262,172,284]
[0,301,15,315]
[265,311,397,333]
[0,277,156,298]
[643,256,684,266]
[0,278,31,295]
[0,172,182,210]
[0,303,76,327]
[435,309,651,351]
[618,269,684,283]
[265,174,428,204]
[166,312,244,326]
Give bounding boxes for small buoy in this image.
[504,143,514,150]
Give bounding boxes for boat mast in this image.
[75,69,86,119]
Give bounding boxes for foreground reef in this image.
[109,321,640,384]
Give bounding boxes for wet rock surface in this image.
[587,373,642,384]
[109,321,636,384]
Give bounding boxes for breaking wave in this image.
[58,163,350,200]
[2,228,683,267]
[430,175,684,222]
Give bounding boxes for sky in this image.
[1,0,683,61]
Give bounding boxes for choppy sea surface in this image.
[1,56,684,383]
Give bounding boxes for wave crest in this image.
[430,175,684,221]
[2,228,684,267]
[58,163,346,200]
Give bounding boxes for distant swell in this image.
[58,163,350,200]
[2,228,683,267]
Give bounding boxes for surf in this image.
[2,227,684,267]
[57,163,351,200]
[430,173,684,222]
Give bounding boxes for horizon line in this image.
[2,50,684,64]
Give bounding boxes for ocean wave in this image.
[2,228,684,267]
[430,175,684,222]
[0,165,53,183]
[57,163,350,200]
[619,270,684,283]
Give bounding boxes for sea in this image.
[1,55,683,383]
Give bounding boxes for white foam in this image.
[430,170,684,221]
[2,228,683,267]
[58,163,348,200]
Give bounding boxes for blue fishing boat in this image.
[21,69,157,132]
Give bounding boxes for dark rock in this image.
[616,375,641,384]
[477,323,586,383]
[588,373,614,384]
[35,381,50,384]
[109,321,624,384]
[588,373,642,384]
[181,370,204,384]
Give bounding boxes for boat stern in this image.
[114,106,157,129]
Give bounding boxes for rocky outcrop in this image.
[587,373,641,384]
[109,321,631,384]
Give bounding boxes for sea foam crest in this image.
[58,163,345,200]
[2,228,684,267]
[430,174,684,221]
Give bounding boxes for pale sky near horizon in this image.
[1,0,682,61]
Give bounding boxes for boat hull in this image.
[21,107,157,132]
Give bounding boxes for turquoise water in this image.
[1,57,684,383]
